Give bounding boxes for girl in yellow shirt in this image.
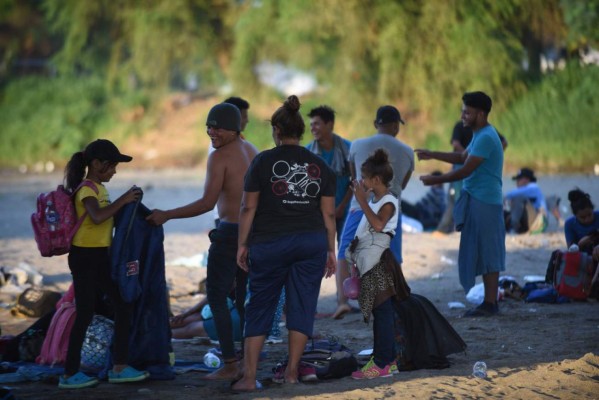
[59,139,146,389]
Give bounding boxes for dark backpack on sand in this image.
[276,338,358,380]
[300,349,358,379]
[10,288,61,318]
[299,338,357,379]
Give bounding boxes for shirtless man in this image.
[147,102,258,380]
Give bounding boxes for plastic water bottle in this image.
[568,244,579,252]
[472,361,487,378]
[45,201,59,232]
[203,352,221,368]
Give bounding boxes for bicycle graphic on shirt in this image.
[270,161,321,198]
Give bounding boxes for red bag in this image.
[36,285,76,366]
[553,250,595,300]
[31,181,98,257]
[343,265,360,300]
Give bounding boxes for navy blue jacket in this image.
[110,199,174,379]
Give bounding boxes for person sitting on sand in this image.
[565,188,599,299]
[170,293,284,344]
[504,167,548,234]
[565,188,599,257]
[170,296,241,342]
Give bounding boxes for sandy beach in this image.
[0,170,597,399]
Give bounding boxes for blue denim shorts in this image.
[337,209,364,260]
[390,215,403,264]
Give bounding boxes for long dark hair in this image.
[64,151,88,192]
[270,95,305,140]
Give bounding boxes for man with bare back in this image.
[147,102,258,380]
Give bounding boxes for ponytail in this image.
[64,151,87,192]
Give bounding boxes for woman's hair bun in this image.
[284,95,301,113]
[372,148,389,164]
[568,188,588,203]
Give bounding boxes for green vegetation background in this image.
[0,0,597,172]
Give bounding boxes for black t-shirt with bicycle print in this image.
[244,144,336,244]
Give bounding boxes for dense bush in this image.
[0,76,113,167]
[497,64,599,172]
[0,65,596,172]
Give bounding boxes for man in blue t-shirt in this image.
[416,91,506,318]
[306,105,352,243]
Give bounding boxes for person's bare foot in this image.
[201,361,241,381]
[231,376,260,392]
[332,303,352,320]
[283,373,299,384]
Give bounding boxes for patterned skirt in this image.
[358,259,395,323]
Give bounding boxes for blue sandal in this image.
[58,372,99,389]
[108,366,149,383]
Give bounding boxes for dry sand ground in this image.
[1,227,598,399]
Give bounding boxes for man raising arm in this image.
[416,91,505,317]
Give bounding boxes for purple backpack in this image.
[31,181,98,257]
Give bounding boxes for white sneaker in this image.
[265,335,283,344]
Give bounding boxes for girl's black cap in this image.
[85,139,132,162]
